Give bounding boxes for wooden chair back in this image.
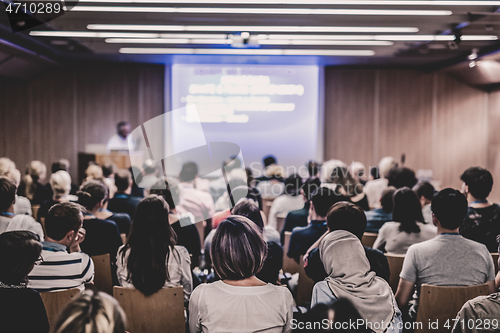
[491,253,499,273]
[31,204,40,221]
[91,254,113,295]
[282,231,300,275]
[296,256,315,306]
[40,287,81,328]
[262,197,275,224]
[385,253,405,293]
[113,286,185,333]
[276,214,287,234]
[361,232,378,248]
[414,283,490,333]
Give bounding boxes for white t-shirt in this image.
[373,221,437,254]
[0,215,44,241]
[107,134,133,152]
[267,195,304,230]
[116,244,193,304]
[189,280,294,333]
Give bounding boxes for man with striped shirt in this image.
[28,202,94,292]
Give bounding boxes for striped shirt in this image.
[28,241,94,292]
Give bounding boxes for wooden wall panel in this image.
[487,90,500,202]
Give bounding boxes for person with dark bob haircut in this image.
[413,181,436,223]
[459,167,500,252]
[396,188,496,322]
[0,231,49,333]
[373,187,436,254]
[116,195,192,304]
[189,216,293,333]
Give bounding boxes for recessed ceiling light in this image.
[68,6,452,15]
[105,38,393,45]
[78,0,500,5]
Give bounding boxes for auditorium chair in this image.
[491,253,499,273]
[361,232,378,248]
[91,253,113,295]
[296,255,315,306]
[282,231,300,275]
[414,283,489,333]
[276,213,287,234]
[113,286,185,333]
[40,287,80,328]
[385,253,405,293]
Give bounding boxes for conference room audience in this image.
[288,187,347,263]
[28,202,94,292]
[304,202,390,284]
[268,174,304,230]
[280,177,321,244]
[0,231,49,333]
[189,216,293,333]
[3,167,32,216]
[37,170,75,221]
[18,160,50,205]
[311,228,402,333]
[328,166,369,211]
[116,195,192,305]
[108,169,142,220]
[459,167,500,252]
[413,181,435,224]
[0,177,44,240]
[395,188,496,322]
[51,290,127,333]
[373,187,436,254]
[365,186,395,233]
[364,156,398,208]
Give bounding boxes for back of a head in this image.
[77,181,108,211]
[0,158,15,176]
[326,202,367,240]
[307,160,320,177]
[263,155,277,168]
[142,159,157,175]
[45,202,83,241]
[85,164,103,181]
[380,186,396,213]
[460,167,493,200]
[179,162,198,183]
[392,187,424,233]
[6,168,21,187]
[387,167,417,189]
[114,169,132,192]
[312,187,349,218]
[413,181,435,201]
[0,176,16,212]
[264,164,284,178]
[231,198,264,230]
[302,177,321,201]
[102,163,115,178]
[211,215,267,280]
[51,159,69,174]
[378,157,398,179]
[431,188,468,230]
[52,290,126,333]
[284,174,303,196]
[0,231,41,286]
[149,179,176,210]
[50,171,72,199]
[22,161,47,201]
[231,185,262,210]
[124,195,176,296]
[329,167,360,196]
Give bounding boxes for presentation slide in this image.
[170,64,320,177]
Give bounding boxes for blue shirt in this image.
[287,220,327,263]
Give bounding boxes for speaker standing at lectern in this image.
[107,121,136,152]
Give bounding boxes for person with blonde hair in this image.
[37,171,76,222]
[1,167,32,216]
[18,161,49,205]
[51,290,126,333]
[85,164,104,182]
[364,156,398,209]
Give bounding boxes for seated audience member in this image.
[256,164,286,199]
[256,155,283,181]
[396,188,496,321]
[387,167,418,190]
[413,181,435,224]
[214,169,248,212]
[210,156,242,202]
[108,169,142,220]
[268,174,304,230]
[0,177,44,240]
[51,290,126,333]
[306,160,321,179]
[288,187,347,264]
[0,157,15,177]
[18,161,50,205]
[176,162,216,226]
[350,161,369,186]
[138,159,160,190]
[116,195,192,305]
[84,164,104,182]
[149,178,201,267]
[101,162,117,198]
[38,170,75,221]
[311,229,402,333]
[3,168,32,216]
[365,186,396,233]
[45,160,79,198]
[452,291,500,333]
[189,216,293,333]
[77,181,123,266]
[364,156,398,209]
[459,167,500,252]
[370,166,380,181]
[328,166,369,211]
[0,231,49,333]
[304,202,390,284]
[280,177,321,244]
[373,187,436,254]
[28,202,94,291]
